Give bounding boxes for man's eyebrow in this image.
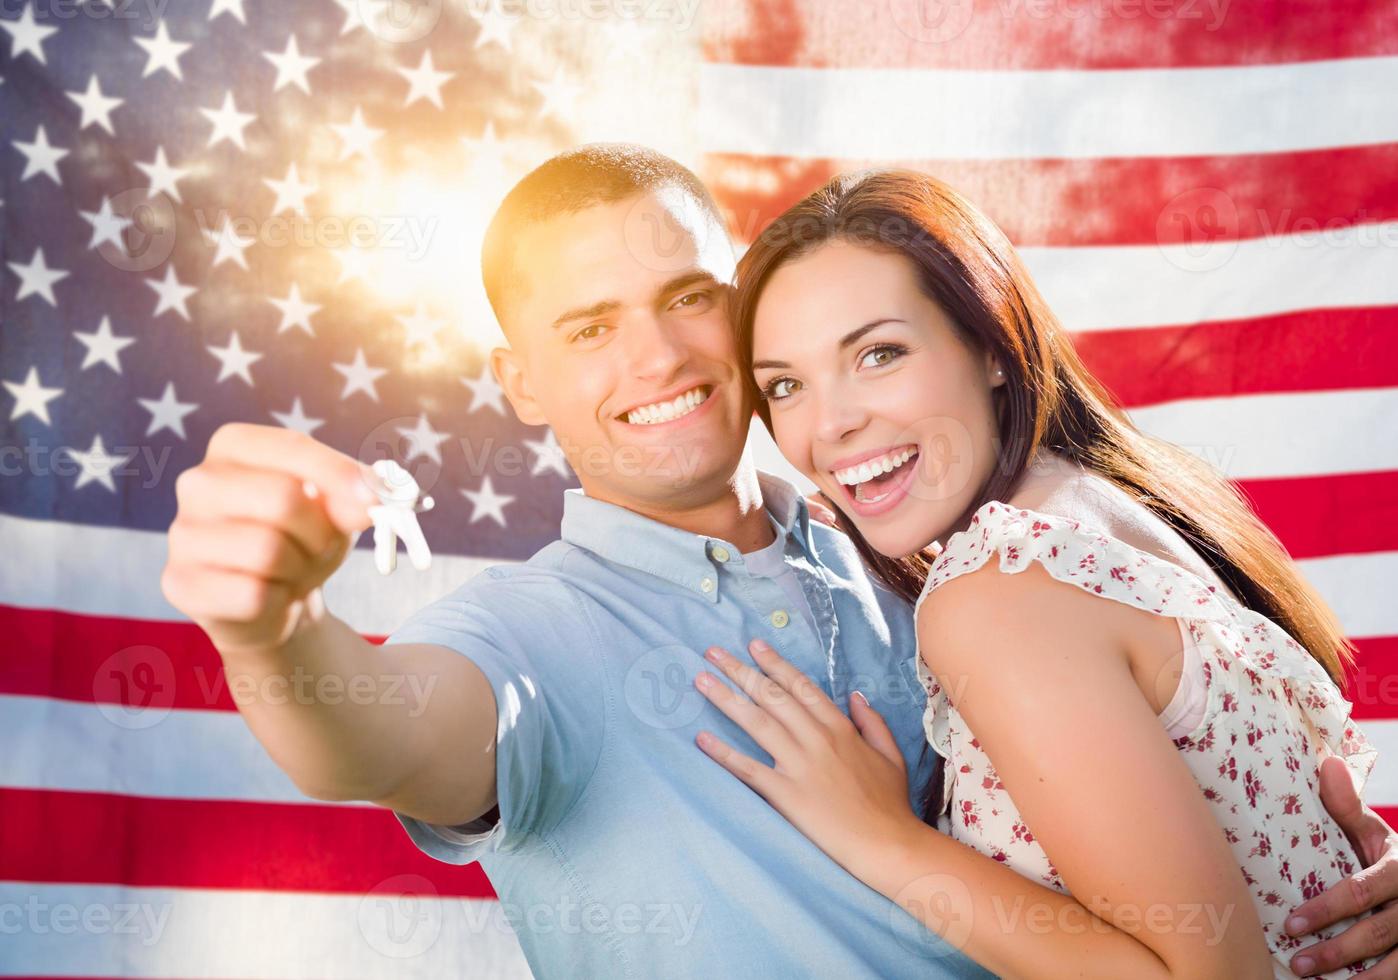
[753,318,905,371]
[655,271,720,302]
[551,298,622,329]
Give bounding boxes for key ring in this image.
[365,458,434,575]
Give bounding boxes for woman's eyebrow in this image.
[754,318,906,370]
[839,318,904,349]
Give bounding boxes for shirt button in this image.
[700,577,715,593]
[711,545,730,563]
[770,609,789,628]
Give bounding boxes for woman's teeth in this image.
[624,386,709,425]
[833,447,918,488]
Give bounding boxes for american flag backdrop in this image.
[1,0,1395,976]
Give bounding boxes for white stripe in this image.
[1294,551,1398,643]
[0,512,509,635]
[700,56,1398,160]
[0,694,362,805]
[1356,721,1398,809]
[0,882,529,979]
[1127,387,1398,481]
[1021,221,1398,333]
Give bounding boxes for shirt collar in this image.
[559,471,820,601]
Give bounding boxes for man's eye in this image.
[573,324,610,343]
[763,377,801,400]
[670,290,712,311]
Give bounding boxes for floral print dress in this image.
[914,500,1380,979]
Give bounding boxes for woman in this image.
[690,169,1378,978]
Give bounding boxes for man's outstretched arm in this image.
[162,422,498,826]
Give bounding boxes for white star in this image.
[74,316,136,373]
[532,68,581,122]
[136,145,190,203]
[3,365,63,424]
[264,35,320,94]
[270,397,323,437]
[332,347,387,401]
[63,434,134,492]
[205,217,256,270]
[460,364,505,414]
[199,90,256,150]
[471,3,516,51]
[134,21,191,80]
[13,124,68,183]
[396,49,453,109]
[138,381,199,439]
[208,0,246,24]
[396,302,445,350]
[8,247,68,305]
[329,106,383,162]
[268,282,320,335]
[1,4,58,64]
[524,428,572,479]
[396,412,450,464]
[66,75,123,135]
[329,0,369,35]
[461,476,514,527]
[462,121,508,186]
[264,161,316,215]
[79,197,133,251]
[332,246,373,284]
[206,330,262,384]
[145,265,196,321]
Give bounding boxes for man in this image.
[163,144,1398,978]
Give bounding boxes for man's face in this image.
[493,188,751,512]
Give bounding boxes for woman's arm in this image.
[692,558,1273,980]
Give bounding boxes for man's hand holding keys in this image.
[161,422,386,659]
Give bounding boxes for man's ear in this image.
[490,346,548,426]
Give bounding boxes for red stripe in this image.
[0,604,384,712]
[705,143,1398,247]
[1073,308,1398,408]
[702,0,1398,71]
[1236,471,1398,562]
[0,787,497,898]
[1344,637,1398,721]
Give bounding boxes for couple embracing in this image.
[165,144,1392,979]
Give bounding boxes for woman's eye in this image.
[859,344,905,369]
[764,377,802,400]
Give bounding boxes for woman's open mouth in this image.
[831,445,920,516]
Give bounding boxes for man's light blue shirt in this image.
[386,471,993,979]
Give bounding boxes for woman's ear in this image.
[987,352,1007,389]
[490,346,548,426]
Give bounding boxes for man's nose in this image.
[624,315,687,381]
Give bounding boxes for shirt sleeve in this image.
[380,567,606,865]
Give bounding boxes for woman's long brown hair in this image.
[729,169,1358,823]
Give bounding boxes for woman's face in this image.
[751,240,1006,558]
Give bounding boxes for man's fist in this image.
[161,423,383,657]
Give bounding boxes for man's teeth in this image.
[833,447,917,487]
[624,386,709,425]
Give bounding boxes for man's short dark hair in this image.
[481,143,726,336]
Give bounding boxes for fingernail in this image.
[695,672,713,690]
[853,690,869,707]
[1293,955,1314,974]
[1286,915,1308,934]
[696,731,713,749]
[704,647,725,664]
